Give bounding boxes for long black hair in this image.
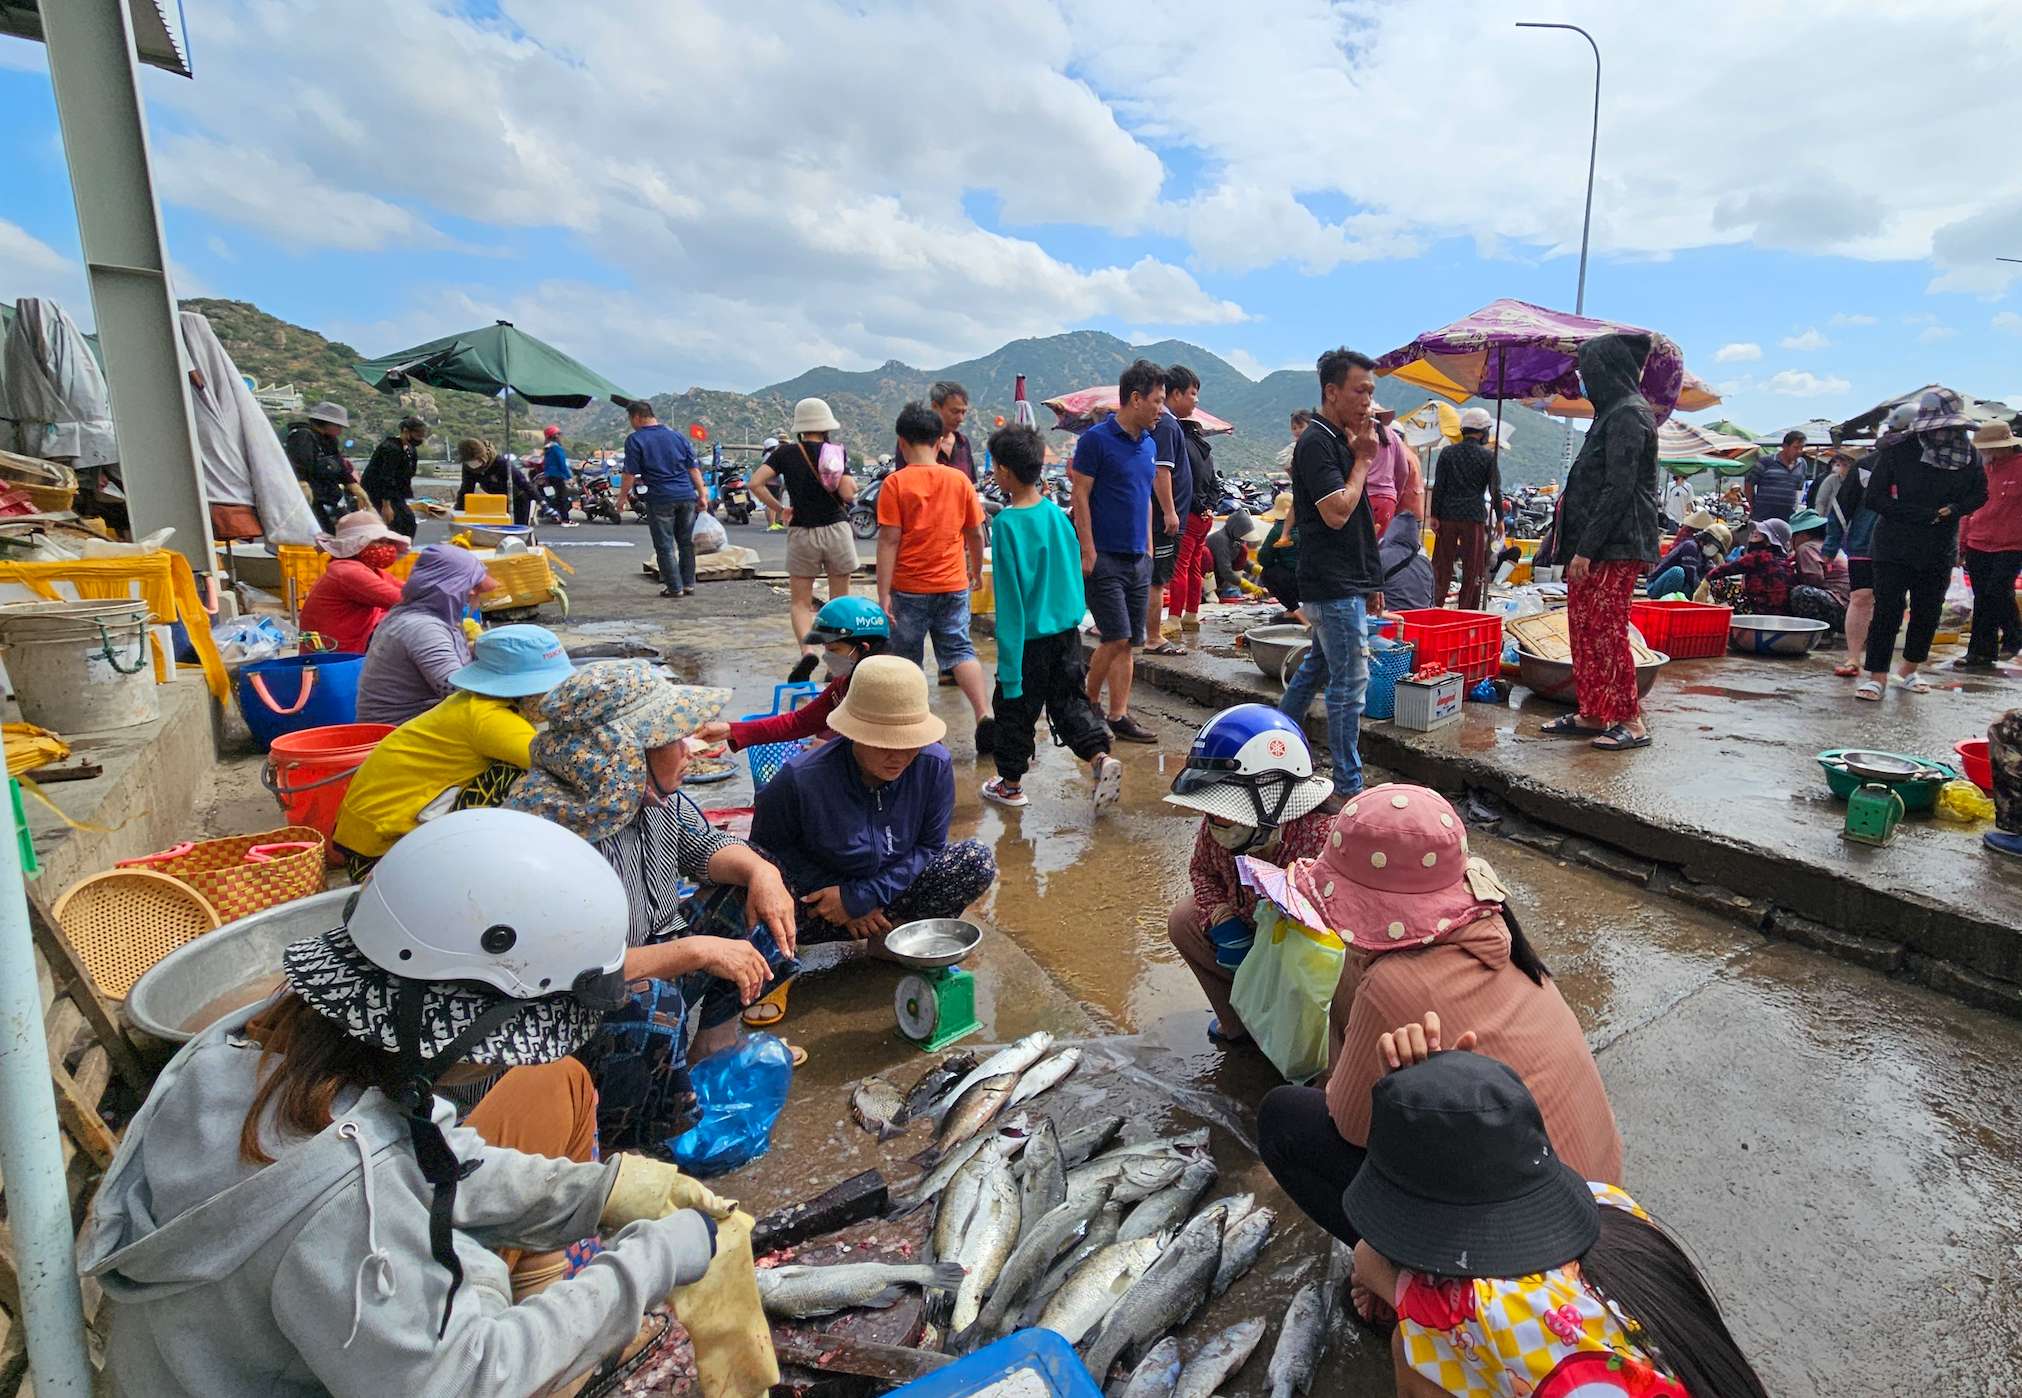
[1580,1206,1769,1398]
[1499,902,1551,987]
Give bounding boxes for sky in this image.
[3,0,2021,435]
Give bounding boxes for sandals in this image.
[1590,723,1650,752]
[1092,753,1123,814]
[1890,671,1931,694]
[1142,641,1189,657]
[980,776,1029,809]
[742,982,790,1027]
[1833,661,1861,677]
[1854,679,1883,701]
[1540,714,1606,738]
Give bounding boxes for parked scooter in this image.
[847,462,891,541]
[578,470,624,525]
[714,465,754,525]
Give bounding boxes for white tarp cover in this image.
[178,311,319,544]
[2,298,117,468]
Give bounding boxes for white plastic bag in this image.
[692,509,727,556]
[211,615,294,665]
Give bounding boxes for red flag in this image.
[688,422,709,441]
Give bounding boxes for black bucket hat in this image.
[1344,1051,1598,1278]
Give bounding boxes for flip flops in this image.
[1590,723,1651,752]
[741,982,789,1027]
[1890,671,1931,694]
[1833,661,1861,677]
[1540,714,1606,738]
[1143,641,1189,657]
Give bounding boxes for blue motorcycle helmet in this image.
[1165,703,1333,829]
[804,595,891,646]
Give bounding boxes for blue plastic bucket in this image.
[1363,640,1417,721]
[235,652,364,750]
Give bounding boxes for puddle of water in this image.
[1675,684,1787,701]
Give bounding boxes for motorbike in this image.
[847,464,891,541]
[627,475,654,520]
[578,471,624,525]
[713,466,754,525]
[535,478,574,526]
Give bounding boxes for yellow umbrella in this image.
[1388,359,1475,404]
[1394,400,1462,448]
[1528,370,1722,419]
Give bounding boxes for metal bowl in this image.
[1728,614,1830,656]
[1838,749,1929,783]
[126,889,350,1044]
[1280,641,1312,686]
[884,918,982,969]
[566,641,665,665]
[1244,623,1311,680]
[1516,649,1669,705]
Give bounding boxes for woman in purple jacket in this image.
[750,656,995,947]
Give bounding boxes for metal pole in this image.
[0,791,93,1395]
[499,321,515,521]
[1515,22,1600,315]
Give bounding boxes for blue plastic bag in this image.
[667,1032,795,1176]
[1207,916,1254,969]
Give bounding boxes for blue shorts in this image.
[890,589,977,669]
[1088,550,1150,644]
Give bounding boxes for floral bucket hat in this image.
[1287,783,1509,953]
[506,660,730,843]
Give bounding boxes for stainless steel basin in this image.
[1244,623,1311,680]
[1517,649,1669,704]
[1728,614,1830,656]
[125,889,350,1043]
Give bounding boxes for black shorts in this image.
[1848,558,1874,592]
[1151,533,1179,586]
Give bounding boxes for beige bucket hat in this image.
[826,655,947,749]
[793,397,842,435]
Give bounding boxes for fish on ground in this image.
[1324,1236,1354,1325]
[899,1049,980,1124]
[948,1163,1021,1334]
[934,1144,1016,1263]
[888,1133,994,1219]
[964,1182,1116,1347]
[916,1072,1018,1166]
[1117,1157,1217,1243]
[850,1076,907,1139]
[1064,1152,1188,1204]
[1018,1118,1066,1246]
[1006,1046,1082,1107]
[1035,1233,1168,1346]
[1079,1204,1227,1380]
[1018,1202,1122,1328]
[1266,1280,1330,1398]
[1210,1205,1276,1300]
[932,1031,1054,1117]
[1115,1337,1183,1398]
[1052,1115,1123,1170]
[1091,1127,1211,1159]
[754,1261,966,1319]
[1198,1192,1256,1230]
[1174,1315,1268,1398]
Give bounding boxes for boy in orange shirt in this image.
[877,401,994,752]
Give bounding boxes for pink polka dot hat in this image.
[1289,782,1509,953]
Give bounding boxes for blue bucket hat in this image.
[448,624,574,698]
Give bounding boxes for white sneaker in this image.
[981,777,1029,809]
[1092,753,1123,814]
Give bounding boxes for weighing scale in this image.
[886,918,983,1052]
[1843,782,1906,847]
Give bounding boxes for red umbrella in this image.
[1041,385,1234,435]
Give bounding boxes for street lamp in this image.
[1516,22,1601,315]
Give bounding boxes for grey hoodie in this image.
[80,1012,715,1397]
[1377,509,1435,612]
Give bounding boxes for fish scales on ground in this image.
[1115,1337,1183,1398]
[1053,1115,1124,1170]
[934,1145,1015,1263]
[1210,1205,1276,1300]
[754,1261,967,1319]
[1173,1316,1268,1398]
[1266,1280,1329,1398]
[1116,1157,1217,1243]
[966,1183,1116,1347]
[1006,1046,1083,1107]
[899,1049,981,1125]
[889,1132,995,1219]
[932,1031,1053,1117]
[918,1072,1018,1165]
[850,1076,908,1139]
[948,1164,1020,1334]
[1018,1118,1067,1245]
[1078,1205,1228,1380]
[1019,1202,1122,1328]
[1035,1233,1168,1345]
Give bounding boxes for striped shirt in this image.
[594,798,736,946]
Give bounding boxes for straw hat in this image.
[793,397,842,435]
[316,509,410,559]
[827,656,947,749]
[1973,421,2020,451]
[1681,509,1718,532]
[1703,521,1733,552]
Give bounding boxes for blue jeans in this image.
[889,589,978,669]
[645,497,698,590]
[1647,566,1687,598]
[1278,594,1369,797]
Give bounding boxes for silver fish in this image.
[1198,1192,1256,1231]
[1036,1233,1167,1345]
[933,1031,1054,1117]
[1265,1280,1329,1398]
[919,1072,1018,1165]
[1117,1158,1217,1243]
[755,1260,966,1318]
[1054,1115,1124,1169]
[889,1132,994,1219]
[1065,1152,1187,1204]
[1079,1205,1227,1380]
[1210,1205,1276,1299]
[1095,1127,1211,1159]
[965,1181,1115,1346]
[934,1143,1016,1262]
[1006,1046,1083,1107]
[949,1164,1021,1334]
[850,1076,907,1139]
[1116,1337,1183,1398]
[1019,1202,1122,1328]
[1323,1236,1354,1326]
[1018,1119,1066,1245]
[899,1049,981,1124]
[1174,1316,1268,1398]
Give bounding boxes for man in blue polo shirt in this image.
[620,399,706,598]
[1070,357,1165,744]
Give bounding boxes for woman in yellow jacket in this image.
[334,624,574,877]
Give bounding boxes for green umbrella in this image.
[1662,453,1754,479]
[354,320,634,509]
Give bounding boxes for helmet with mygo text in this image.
[805,594,891,645]
[1164,703,1333,827]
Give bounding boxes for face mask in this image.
[821,649,858,679]
[1208,821,1262,852]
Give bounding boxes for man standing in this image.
[919,381,978,482]
[1428,407,1504,610]
[1143,367,1192,656]
[1746,430,1808,523]
[620,399,705,598]
[362,414,427,537]
[538,424,575,524]
[1071,358,1165,744]
[286,401,364,533]
[1278,348,1384,802]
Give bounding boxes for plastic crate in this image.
[1363,640,1417,721]
[1390,608,1503,685]
[1628,600,1732,660]
[889,1330,1103,1398]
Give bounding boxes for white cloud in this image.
[0,218,88,320]
[1780,328,1830,351]
[1714,342,1762,363]
[1917,324,1958,343]
[1993,312,2022,334]
[204,235,238,264]
[1829,313,1879,327]
[155,134,456,254]
[1766,370,1852,397]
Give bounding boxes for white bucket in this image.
[0,599,158,733]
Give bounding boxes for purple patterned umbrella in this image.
[1374,298,1687,424]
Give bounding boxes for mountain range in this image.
[179,298,1572,483]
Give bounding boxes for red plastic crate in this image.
[1390,608,1503,685]
[1628,600,1732,660]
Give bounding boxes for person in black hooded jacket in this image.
[1546,333,1660,751]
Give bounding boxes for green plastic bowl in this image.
[1816,748,1957,813]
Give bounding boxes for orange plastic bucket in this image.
[262,723,395,866]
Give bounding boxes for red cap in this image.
[543,424,561,439]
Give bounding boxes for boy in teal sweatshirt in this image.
[982,425,1122,814]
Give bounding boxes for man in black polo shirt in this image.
[1278,347,1384,801]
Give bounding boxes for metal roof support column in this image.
[37,0,213,570]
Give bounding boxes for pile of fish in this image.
[802,1032,1346,1389]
